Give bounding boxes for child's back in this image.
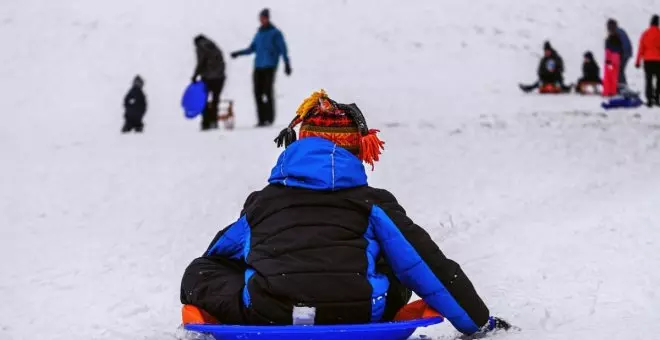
[180,90,511,336]
[582,52,601,83]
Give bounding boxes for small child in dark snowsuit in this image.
[122,75,147,133]
[576,52,602,94]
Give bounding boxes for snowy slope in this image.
[2,1,660,339]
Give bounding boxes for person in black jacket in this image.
[576,51,602,94]
[192,34,226,131]
[180,90,512,335]
[122,75,147,133]
[520,41,571,93]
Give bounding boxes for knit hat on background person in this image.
[133,75,144,88]
[543,41,552,51]
[274,90,385,169]
[607,19,617,28]
[260,8,270,18]
[651,15,659,27]
[584,51,594,60]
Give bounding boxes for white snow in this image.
[2,0,660,339]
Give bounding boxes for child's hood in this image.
[268,137,368,191]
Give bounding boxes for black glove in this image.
[480,316,512,333]
[230,52,240,59]
[284,63,292,76]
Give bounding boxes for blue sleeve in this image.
[619,29,633,58]
[368,189,490,335]
[275,30,290,64]
[206,215,250,260]
[235,35,257,56]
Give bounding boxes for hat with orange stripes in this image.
[274,90,385,169]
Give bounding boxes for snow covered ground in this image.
[2,0,660,339]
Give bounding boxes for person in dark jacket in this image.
[576,51,602,94]
[520,41,571,93]
[180,90,512,335]
[230,8,291,127]
[122,75,147,133]
[607,19,633,85]
[192,34,226,131]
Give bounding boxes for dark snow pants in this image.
[619,57,629,85]
[180,256,412,324]
[122,111,144,133]
[522,72,570,92]
[644,61,660,105]
[253,67,276,126]
[202,77,225,130]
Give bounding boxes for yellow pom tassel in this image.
[296,89,328,119]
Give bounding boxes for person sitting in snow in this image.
[180,90,512,336]
[576,51,602,94]
[520,41,571,93]
[122,75,147,133]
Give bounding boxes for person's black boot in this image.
[519,84,534,93]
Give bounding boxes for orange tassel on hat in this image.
[359,129,385,170]
[276,90,386,170]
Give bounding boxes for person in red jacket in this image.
[636,15,660,107]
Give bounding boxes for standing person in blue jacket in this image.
[231,8,292,127]
[607,19,633,86]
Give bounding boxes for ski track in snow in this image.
[2,0,660,339]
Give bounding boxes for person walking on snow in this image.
[636,15,660,107]
[180,90,512,336]
[607,19,633,86]
[122,75,147,133]
[520,41,571,93]
[231,8,291,127]
[192,34,226,131]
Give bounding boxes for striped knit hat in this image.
[274,90,385,169]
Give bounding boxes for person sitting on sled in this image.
[180,90,511,336]
[576,51,602,94]
[520,41,571,93]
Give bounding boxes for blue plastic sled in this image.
[182,82,208,119]
[601,95,643,110]
[184,317,443,340]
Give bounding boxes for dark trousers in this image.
[181,257,248,324]
[122,112,144,133]
[253,68,276,125]
[644,61,660,104]
[521,73,570,92]
[180,256,412,324]
[202,77,225,130]
[619,57,629,85]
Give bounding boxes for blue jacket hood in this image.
[269,137,368,191]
